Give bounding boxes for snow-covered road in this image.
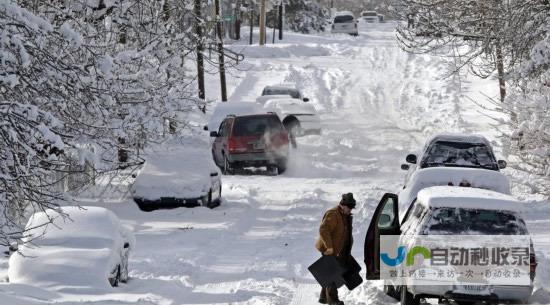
[1,22,548,305]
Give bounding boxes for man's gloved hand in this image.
[324,248,334,256]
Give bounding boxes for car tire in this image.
[202,189,213,208]
[277,159,287,174]
[267,164,279,176]
[400,285,419,305]
[384,284,399,300]
[109,265,121,287]
[223,154,233,175]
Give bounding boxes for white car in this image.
[264,98,321,137]
[360,10,379,23]
[132,143,222,211]
[206,102,264,132]
[365,186,536,305]
[331,12,359,36]
[8,206,134,288]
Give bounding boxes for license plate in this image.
[463,285,489,293]
[253,142,265,149]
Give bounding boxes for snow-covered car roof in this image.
[398,167,510,217]
[131,144,220,201]
[264,98,317,116]
[256,94,295,105]
[9,206,132,288]
[207,102,264,132]
[334,11,354,17]
[425,133,492,147]
[417,186,522,213]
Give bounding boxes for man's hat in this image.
[340,193,356,209]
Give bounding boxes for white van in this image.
[331,11,358,36]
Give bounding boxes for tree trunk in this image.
[215,0,228,101]
[194,0,206,106]
[259,0,266,46]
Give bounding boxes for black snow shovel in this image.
[308,255,346,288]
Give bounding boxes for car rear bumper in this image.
[410,284,533,302]
[228,151,288,166]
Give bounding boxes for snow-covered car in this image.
[401,134,507,181]
[365,186,536,305]
[256,84,309,104]
[8,206,134,288]
[331,12,359,36]
[264,98,321,137]
[132,145,222,211]
[398,167,510,221]
[360,10,379,23]
[206,102,264,132]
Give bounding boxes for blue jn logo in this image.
[381,246,431,267]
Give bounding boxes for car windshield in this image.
[425,207,527,235]
[421,141,497,170]
[334,15,354,23]
[263,88,300,99]
[232,116,282,137]
[362,12,377,17]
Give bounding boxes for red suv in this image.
[210,114,290,175]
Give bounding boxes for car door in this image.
[364,193,400,280]
[212,120,227,164]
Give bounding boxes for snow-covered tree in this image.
[0,1,207,246]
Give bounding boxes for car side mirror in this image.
[210,172,219,177]
[401,164,410,171]
[203,125,208,131]
[303,97,309,102]
[406,154,417,164]
[210,131,219,137]
[498,160,507,169]
[123,242,130,249]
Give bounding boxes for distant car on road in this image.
[360,10,379,23]
[8,206,134,288]
[210,113,290,175]
[264,98,321,137]
[132,144,222,211]
[256,84,310,104]
[331,12,359,36]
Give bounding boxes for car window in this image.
[334,15,354,23]
[401,201,426,234]
[362,12,377,17]
[378,197,397,229]
[420,141,498,170]
[263,88,300,99]
[218,120,227,136]
[232,116,282,137]
[425,208,528,235]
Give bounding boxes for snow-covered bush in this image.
[282,1,329,33]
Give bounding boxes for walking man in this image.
[315,193,356,305]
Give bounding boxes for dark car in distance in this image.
[210,113,290,175]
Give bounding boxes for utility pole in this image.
[249,1,254,45]
[259,0,266,45]
[214,0,228,101]
[194,0,206,107]
[235,0,242,40]
[278,2,283,40]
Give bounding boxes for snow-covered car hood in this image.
[264,99,317,116]
[398,167,511,220]
[131,146,220,200]
[8,207,131,289]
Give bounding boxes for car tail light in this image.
[228,137,247,153]
[530,253,537,280]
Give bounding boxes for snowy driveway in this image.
[1,22,549,305]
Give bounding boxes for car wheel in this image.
[109,265,121,287]
[384,284,399,300]
[267,164,279,176]
[277,159,287,174]
[223,155,233,175]
[203,188,213,208]
[400,285,419,305]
